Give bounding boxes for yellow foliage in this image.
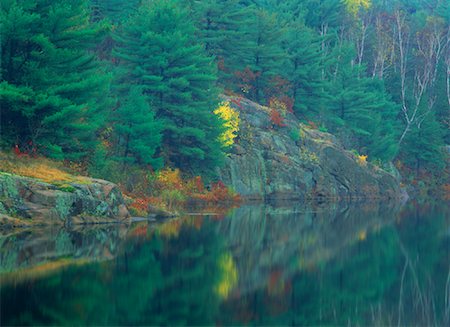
[268,97,287,114]
[358,230,367,241]
[214,101,240,147]
[216,253,238,299]
[343,0,371,16]
[0,258,91,286]
[155,168,183,190]
[299,148,319,165]
[158,219,182,238]
[357,154,368,166]
[0,151,87,184]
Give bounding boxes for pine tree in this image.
[0,0,110,160]
[90,0,140,23]
[230,8,286,103]
[401,113,446,173]
[299,0,344,31]
[113,0,224,174]
[188,0,245,57]
[112,86,163,169]
[328,45,399,161]
[282,19,329,117]
[188,0,257,87]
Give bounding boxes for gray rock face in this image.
[218,97,401,202]
[0,173,130,225]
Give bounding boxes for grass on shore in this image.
[0,151,88,184]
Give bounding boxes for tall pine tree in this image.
[0,0,110,160]
[231,8,286,103]
[113,0,224,174]
[282,19,329,118]
[112,86,163,170]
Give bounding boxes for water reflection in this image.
[1,201,449,326]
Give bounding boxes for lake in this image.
[1,200,449,326]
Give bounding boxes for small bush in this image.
[270,109,286,127]
[160,189,186,211]
[299,148,319,165]
[289,128,300,142]
[214,101,240,147]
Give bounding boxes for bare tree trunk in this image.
[396,10,447,145]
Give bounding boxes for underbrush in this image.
[125,168,241,216]
[0,151,241,216]
[395,160,450,199]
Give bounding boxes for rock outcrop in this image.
[0,173,130,226]
[218,97,401,202]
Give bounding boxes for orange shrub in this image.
[192,181,241,204]
[154,168,184,191]
[443,184,450,200]
[270,109,286,127]
[307,120,318,129]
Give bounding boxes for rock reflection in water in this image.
[0,200,449,326]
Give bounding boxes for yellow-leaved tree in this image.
[343,0,371,16]
[214,101,240,147]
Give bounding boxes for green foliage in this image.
[289,128,301,142]
[282,19,329,117]
[1,0,447,181]
[0,0,111,160]
[113,0,224,175]
[231,8,285,103]
[401,113,446,172]
[327,45,399,162]
[111,86,163,169]
[90,0,140,23]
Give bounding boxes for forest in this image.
[1,0,449,191]
[1,2,450,325]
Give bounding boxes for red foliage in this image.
[307,120,318,129]
[129,196,152,212]
[13,145,22,156]
[192,180,241,203]
[265,75,292,100]
[280,96,294,113]
[270,109,286,127]
[194,176,204,193]
[13,141,38,158]
[234,66,260,93]
[443,184,450,200]
[211,181,229,201]
[130,225,148,237]
[217,57,226,72]
[230,98,243,109]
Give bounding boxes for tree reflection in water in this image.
[1,201,449,326]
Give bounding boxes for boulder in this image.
[0,173,130,226]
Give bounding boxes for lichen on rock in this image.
[0,174,130,226]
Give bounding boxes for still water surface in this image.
[1,200,449,326]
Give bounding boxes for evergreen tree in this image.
[329,46,399,161]
[0,0,110,160]
[112,86,163,169]
[282,20,329,117]
[188,0,246,57]
[90,0,140,23]
[188,0,257,88]
[299,0,344,32]
[401,113,446,173]
[231,8,286,103]
[114,0,224,174]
